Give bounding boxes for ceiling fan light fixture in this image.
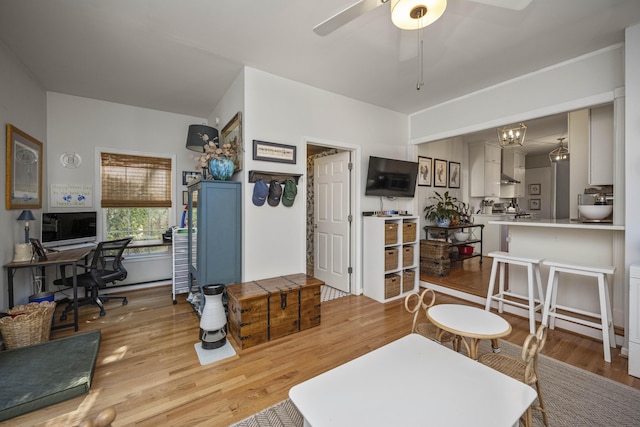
[391,0,447,30]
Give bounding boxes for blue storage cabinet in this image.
[187,180,242,303]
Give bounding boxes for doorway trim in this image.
[305,137,362,295]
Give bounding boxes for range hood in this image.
[500,150,520,184]
[500,173,520,185]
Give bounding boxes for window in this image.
[100,152,173,254]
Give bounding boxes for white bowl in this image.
[578,205,613,220]
[454,231,470,242]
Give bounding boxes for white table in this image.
[428,304,512,359]
[289,334,536,427]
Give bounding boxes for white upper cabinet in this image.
[469,143,501,197]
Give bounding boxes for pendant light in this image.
[549,137,569,162]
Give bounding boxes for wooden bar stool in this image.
[541,260,616,362]
[485,251,545,335]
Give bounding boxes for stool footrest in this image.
[546,311,606,331]
[489,292,544,312]
[548,303,603,323]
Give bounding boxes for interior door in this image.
[314,151,351,293]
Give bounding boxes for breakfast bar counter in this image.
[487,218,625,344]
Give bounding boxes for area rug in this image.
[320,285,348,303]
[228,338,640,427]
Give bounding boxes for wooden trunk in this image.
[226,281,269,349]
[226,274,323,349]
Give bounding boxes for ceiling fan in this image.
[313,0,532,36]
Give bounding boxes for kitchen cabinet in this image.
[589,104,614,186]
[469,143,501,197]
[363,216,419,303]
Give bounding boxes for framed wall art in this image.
[529,199,541,210]
[6,124,43,209]
[433,159,447,188]
[529,183,541,195]
[221,112,243,172]
[253,140,297,164]
[182,171,201,185]
[418,156,432,187]
[448,161,460,189]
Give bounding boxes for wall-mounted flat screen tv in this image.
[365,156,419,198]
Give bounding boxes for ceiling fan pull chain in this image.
[417,9,424,90]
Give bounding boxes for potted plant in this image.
[423,191,460,227]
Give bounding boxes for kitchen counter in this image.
[489,217,625,231]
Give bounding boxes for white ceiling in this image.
[0,1,639,145]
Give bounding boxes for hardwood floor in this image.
[8,274,639,427]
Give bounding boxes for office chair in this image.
[55,237,133,320]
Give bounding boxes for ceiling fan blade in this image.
[467,0,532,10]
[313,0,388,36]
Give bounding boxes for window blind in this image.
[101,153,172,208]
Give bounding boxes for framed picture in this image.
[448,161,461,189]
[253,140,297,164]
[6,124,43,209]
[529,199,541,210]
[221,112,243,172]
[182,191,189,205]
[529,183,541,195]
[433,159,447,188]
[30,238,47,261]
[182,171,201,186]
[418,156,432,187]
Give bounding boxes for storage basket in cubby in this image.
[384,274,401,299]
[384,248,399,271]
[402,222,417,243]
[402,245,414,267]
[384,223,398,245]
[420,240,449,260]
[402,270,416,293]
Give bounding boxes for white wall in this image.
[0,41,47,309]
[524,167,551,219]
[235,68,408,289]
[46,93,208,287]
[409,45,624,144]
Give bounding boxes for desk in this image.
[289,334,536,427]
[427,304,512,360]
[4,247,93,332]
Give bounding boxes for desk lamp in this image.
[17,210,35,243]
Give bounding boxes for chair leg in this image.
[535,380,548,426]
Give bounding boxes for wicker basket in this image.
[384,274,401,299]
[420,240,449,260]
[402,270,416,293]
[384,223,398,245]
[402,246,414,267]
[0,301,56,349]
[402,222,417,243]
[420,258,451,277]
[384,248,399,271]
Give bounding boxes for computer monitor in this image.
[41,211,98,248]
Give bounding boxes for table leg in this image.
[7,268,15,308]
[72,261,79,331]
[491,339,502,353]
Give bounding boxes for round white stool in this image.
[485,251,545,335]
[541,260,616,363]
